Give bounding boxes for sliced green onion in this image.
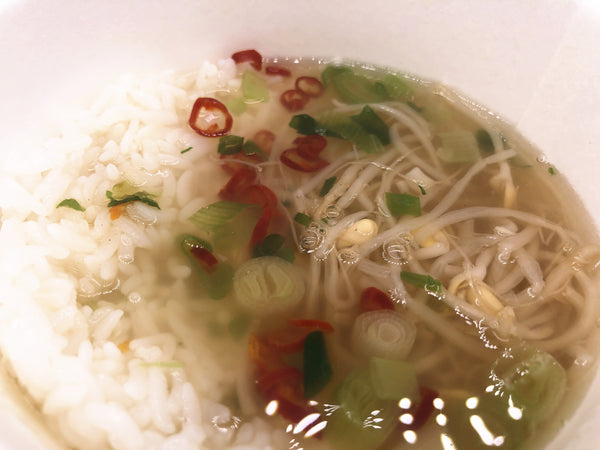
[319,176,337,197]
[548,167,556,175]
[492,348,566,424]
[218,135,244,155]
[476,129,494,153]
[437,130,481,163]
[106,190,160,209]
[327,69,388,104]
[294,212,312,227]
[400,271,443,295]
[180,146,192,154]
[352,310,416,360]
[379,73,412,101]
[233,256,305,316]
[289,114,327,135]
[188,201,252,232]
[303,330,333,398]
[385,192,421,217]
[369,357,419,400]
[241,70,269,102]
[350,105,390,146]
[328,368,397,449]
[57,198,85,212]
[319,111,384,153]
[225,97,247,115]
[252,233,295,262]
[415,183,426,195]
[321,65,353,86]
[243,139,267,160]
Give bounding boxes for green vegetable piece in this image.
[379,73,412,101]
[548,167,556,175]
[189,201,252,232]
[180,146,192,154]
[437,130,481,163]
[289,114,328,136]
[492,348,566,424]
[57,198,85,212]
[321,65,353,86]
[327,368,397,450]
[369,357,419,400]
[233,256,305,316]
[445,393,530,450]
[400,271,443,295]
[275,247,295,263]
[319,176,337,197]
[242,70,269,102]
[253,233,294,262]
[476,128,495,153]
[243,139,267,160]
[416,183,426,195]
[228,313,252,340]
[218,135,244,155]
[189,201,260,250]
[319,111,384,153]
[303,330,333,398]
[294,212,312,227]
[329,69,388,104]
[351,105,390,145]
[180,234,234,300]
[385,192,421,216]
[106,190,160,209]
[225,97,247,115]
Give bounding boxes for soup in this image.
[0,50,598,449]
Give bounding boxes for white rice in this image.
[0,59,287,449]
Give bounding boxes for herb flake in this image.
[57,198,85,212]
[319,176,337,197]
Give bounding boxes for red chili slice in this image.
[238,184,279,248]
[360,287,395,312]
[280,89,310,112]
[231,49,262,71]
[249,333,284,371]
[189,246,218,273]
[218,167,258,200]
[265,66,292,77]
[398,386,438,431]
[264,320,334,353]
[256,366,302,396]
[281,148,329,172]
[188,97,233,137]
[252,129,276,156]
[293,135,327,159]
[295,76,324,98]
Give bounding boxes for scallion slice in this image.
[400,271,443,295]
[218,135,244,155]
[350,105,390,146]
[319,176,337,197]
[385,192,421,217]
[241,70,269,102]
[294,212,312,227]
[303,330,333,398]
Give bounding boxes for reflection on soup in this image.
[2,49,599,450]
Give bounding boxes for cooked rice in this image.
[0,59,287,449]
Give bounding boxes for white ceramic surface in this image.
[1,0,599,448]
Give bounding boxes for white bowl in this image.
[1,0,599,448]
